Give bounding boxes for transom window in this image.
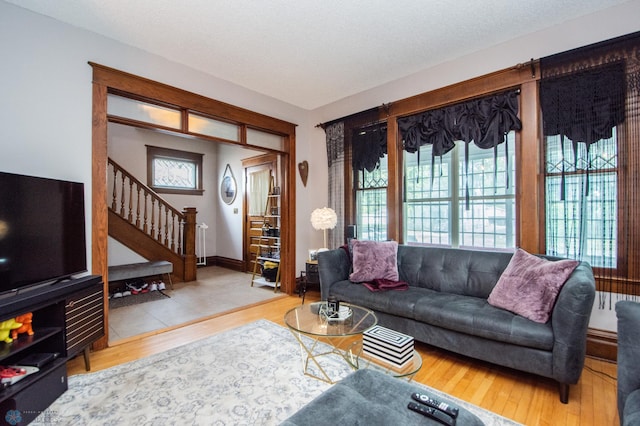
[147,145,204,195]
[403,133,516,249]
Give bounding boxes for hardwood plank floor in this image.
[67,294,619,425]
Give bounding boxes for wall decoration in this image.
[220,164,237,205]
[298,160,309,187]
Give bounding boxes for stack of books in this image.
[363,325,414,368]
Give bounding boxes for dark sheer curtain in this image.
[540,31,640,307]
[323,107,384,246]
[325,122,345,249]
[398,90,522,207]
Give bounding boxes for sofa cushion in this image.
[396,245,512,298]
[329,280,422,318]
[488,248,579,323]
[349,240,399,282]
[412,290,554,350]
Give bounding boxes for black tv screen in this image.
[0,171,87,294]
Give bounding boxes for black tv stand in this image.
[0,274,103,424]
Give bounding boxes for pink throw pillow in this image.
[349,240,399,283]
[488,248,579,323]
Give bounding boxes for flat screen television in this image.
[0,171,87,295]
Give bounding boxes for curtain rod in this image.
[317,58,536,131]
[511,58,538,78]
[316,103,391,130]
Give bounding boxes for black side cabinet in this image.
[0,275,103,425]
[65,281,104,371]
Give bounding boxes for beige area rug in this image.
[36,320,521,425]
[108,266,285,341]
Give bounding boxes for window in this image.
[403,132,516,249]
[355,156,388,241]
[544,131,617,268]
[147,146,204,195]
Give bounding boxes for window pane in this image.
[545,172,617,268]
[247,128,285,151]
[108,94,181,129]
[188,113,240,142]
[404,133,515,249]
[355,156,388,241]
[459,199,515,248]
[153,158,197,189]
[546,132,617,174]
[545,132,618,268]
[404,146,451,245]
[405,201,450,245]
[356,188,387,241]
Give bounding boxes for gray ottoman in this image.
[282,369,484,425]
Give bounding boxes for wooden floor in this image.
[67,293,619,425]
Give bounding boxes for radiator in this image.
[196,223,208,265]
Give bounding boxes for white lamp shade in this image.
[310,207,337,230]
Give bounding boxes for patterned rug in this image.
[35,320,520,425]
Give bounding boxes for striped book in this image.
[363,325,414,368]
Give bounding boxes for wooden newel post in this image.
[182,207,198,282]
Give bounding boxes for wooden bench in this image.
[108,260,174,289]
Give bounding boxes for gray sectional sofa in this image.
[318,244,596,403]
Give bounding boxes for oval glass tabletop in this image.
[284,302,377,337]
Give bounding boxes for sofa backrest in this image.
[397,245,513,299]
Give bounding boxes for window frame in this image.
[146,145,204,195]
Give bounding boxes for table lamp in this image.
[310,207,337,249]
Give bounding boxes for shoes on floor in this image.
[157,281,166,291]
[126,281,149,295]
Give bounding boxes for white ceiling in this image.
[6,0,631,109]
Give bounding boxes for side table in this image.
[297,261,320,303]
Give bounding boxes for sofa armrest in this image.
[317,248,350,301]
[550,261,596,384]
[616,300,640,424]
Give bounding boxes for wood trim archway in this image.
[90,63,297,349]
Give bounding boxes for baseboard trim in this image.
[586,327,617,362]
[204,256,245,272]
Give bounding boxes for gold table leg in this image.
[288,330,358,384]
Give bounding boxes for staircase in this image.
[108,158,197,282]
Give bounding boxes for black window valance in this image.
[540,61,626,146]
[397,90,521,207]
[351,122,387,172]
[398,90,522,156]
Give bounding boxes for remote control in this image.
[407,401,456,426]
[412,392,459,418]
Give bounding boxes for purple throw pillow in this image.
[349,240,399,283]
[488,248,579,323]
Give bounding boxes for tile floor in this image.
[108,266,285,342]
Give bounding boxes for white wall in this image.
[215,143,266,261]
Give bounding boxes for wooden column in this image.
[517,78,543,253]
[182,207,198,282]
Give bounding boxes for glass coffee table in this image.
[284,302,377,384]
